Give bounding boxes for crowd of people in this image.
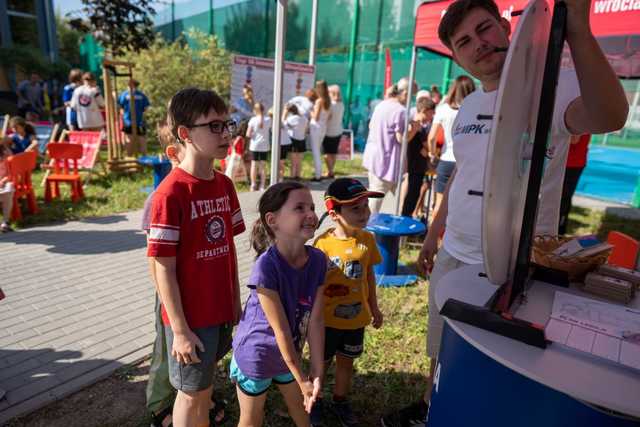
[227,80,346,190]
[0,68,151,232]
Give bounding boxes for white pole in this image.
[270,0,287,186]
[309,0,318,66]
[394,46,417,215]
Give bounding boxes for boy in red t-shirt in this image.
[147,87,245,427]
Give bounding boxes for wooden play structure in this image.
[102,59,141,173]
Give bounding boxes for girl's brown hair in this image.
[315,80,330,111]
[446,75,476,109]
[250,182,307,257]
[10,116,35,137]
[253,102,265,129]
[69,69,83,84]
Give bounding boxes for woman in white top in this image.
[70,72,105,131]
[309,80,331,181]
[323,85,345,178]
[427,75,475,216]
[282,103,308,180]
[246,102,271,191]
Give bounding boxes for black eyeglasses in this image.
[189,119,237,135]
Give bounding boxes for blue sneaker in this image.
[331,399,358,427]
[310,398,324,427]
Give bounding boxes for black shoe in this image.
[310,177,322,182]
[380,400,428,427]
[310,397,324,426]
[331,399,358,427]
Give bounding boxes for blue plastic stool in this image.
[366,213,426,287]
[138,155,172,191]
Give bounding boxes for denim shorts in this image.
[229,356,295,396]
[164,324,232,392]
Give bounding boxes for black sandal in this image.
[150,406,172,427]
[210,397,228,426]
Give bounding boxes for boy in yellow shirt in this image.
[313,178,384,427]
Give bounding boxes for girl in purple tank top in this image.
[231,182,327,426]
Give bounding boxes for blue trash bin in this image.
[366,213,426,276]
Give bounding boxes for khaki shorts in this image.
[427,248,469,358]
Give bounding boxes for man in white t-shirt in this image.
[381,0,628,425]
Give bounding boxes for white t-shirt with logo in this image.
[248,116,271,152]
[71,85,105,129]
[433,102,459,162]
[443,69,580,265]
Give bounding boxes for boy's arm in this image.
[154,256,203,364]
[256,288,307,383]
[563,0,628,135]
[367,265,383,328]
[147,258,160,295]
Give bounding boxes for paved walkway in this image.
[0,178,396,424]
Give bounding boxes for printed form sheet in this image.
[545,291,640,371]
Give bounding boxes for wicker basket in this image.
[531,235,611,281]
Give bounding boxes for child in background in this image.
[237,120,251,182]
[312,178,384,427]
[275,107,293,181]
[402,97,436,219]
[231,182,326,427]
[148,87,244,427]
[70,72,105,131]
[223,120,248,184]
[283,104,308,181]
[247,102,270,191]
[0,144,14,232]
[8,117,38,154]
[62,69,82,131]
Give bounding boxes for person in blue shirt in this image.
[118,79,150,156]
[8,117,38,154]
[63,69,83,130]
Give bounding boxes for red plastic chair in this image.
[6,151,38,221]
[606,231,640,269]
[44,143,84,203]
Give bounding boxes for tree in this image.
[67,0,156,56]
[120,30,231,141]
[56,14,83,67]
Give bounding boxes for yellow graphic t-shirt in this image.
[314,228,382,329]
